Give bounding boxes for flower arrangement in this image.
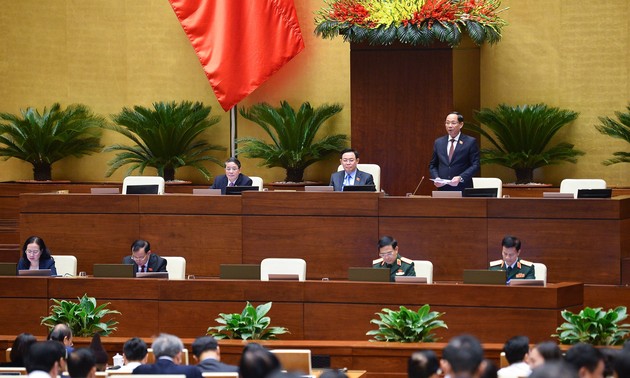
[314,0,508,47]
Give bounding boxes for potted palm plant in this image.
[104,101,225,181]
[595,105,630,165]
[236,101,347,183]
[0,103,105,181]
[466,103,585,184]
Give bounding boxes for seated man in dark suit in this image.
[122,239,167,273]
[488,235,535,281]
[330,148,374,191]
[211,157,253,194]
[133,333,201,378]
[192,336,238,373]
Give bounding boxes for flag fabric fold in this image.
[168,0,305,111]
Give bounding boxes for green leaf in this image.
[206,302,289,340]
[367,305,447,343]
[40,294,120,337]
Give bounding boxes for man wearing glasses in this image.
[372,236,415,282]
[211,157,253,194]
[122,240,167,273]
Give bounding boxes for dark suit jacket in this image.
[17,257,57,276]
[133,358,202,378]
[211,174,253,195]
[197,358,238,373]
[122,253,167,272]
[329,169,375,191]
[429,133,480,191]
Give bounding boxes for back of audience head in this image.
[564,343,605,378]
[528,341,561,368]
[123,337,148,364]
[319,370,349,378]
[441,334,484,377]
[503,335,529,365]
[529,361,578,378]
[613,350,630,378]
[9,333,37,366]
[48,323,73,347]
[89,333,108,371]
[408,350,440,378]
[478,359,497,378]
[192,335,219,360]
[152,333,184,361]
[25,341,66,376]
[67,348,96,378]
[238,343,281,378]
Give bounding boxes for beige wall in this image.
[0,0,627,186]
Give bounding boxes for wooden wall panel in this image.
[351,43,454,196]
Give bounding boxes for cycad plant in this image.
[105,101,225,181]
[237,101,347,182]
[466,104,584,184]
[0,103,105,181]
[595,105,630,165]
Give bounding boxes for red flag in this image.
[168,0,305,111]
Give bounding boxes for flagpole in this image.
[230,106,237,157]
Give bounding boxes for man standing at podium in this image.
[372,236,415,282]
[429,111,480,191]
[489,235,535,281]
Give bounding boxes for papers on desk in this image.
[430,178,452,184]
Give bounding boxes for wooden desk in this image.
[0,277,582,344]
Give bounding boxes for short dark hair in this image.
[408,350,439,378]
[442,334,484,374]
[225,157,242,168]
[502,235,521,251]
[25,341,66,374]
[131,239,150,253]
[564,343,603,373]
[378,236,397,250]
[123,337,148,362]
[48,323,72,343]
[533,341,562,362]
[192,336,218,358]
[530,361,578,378]
[448,111,464,123]
[9,333,37,366]
[238,343,281,378]
[614,350,630,378]
[319,370,348,378]
[503,336,529,364]
[67,348,96,378]
[340,148,359,159]
[21,236,53,268]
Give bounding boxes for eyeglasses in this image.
[131,254,149,262]
[379,251,395,258]
[26,249,41,255]
[225,167,239,171]
[341,159,356,163]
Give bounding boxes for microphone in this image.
[411,176,425,196]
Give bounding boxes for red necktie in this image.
[448,139,456,162]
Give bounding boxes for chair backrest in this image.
[270,349,312,375]
[122,176,165,195]
[472,177,503,198]
[162,256,186,280]
[337,164,381,191]
[532,262,547,286]
[250,176,264,191]
[260,258,306,281]
[146,348,189,365]
[413,260,433,284]
[559,179,606,199]
[51,255,78,276]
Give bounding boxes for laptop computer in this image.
[462,188,498,198]
[267,273,300,281]
[348,267,390,282]
[18,269,52,277]
[394,276,428,283]
[577,188,612,199]
[225,186,259,195]
[304,186,334,192]
[136,271,169,279]
[342,185,376,192]
[220,264,261,280]
[543,192,574,199]
[432,191,462,198]
[508,279,545,287]
[93,264,135,278]
[192,188,221,196]
[125,185,160,194]
[0,263,17,276]
[270,349,312,376]
[462,269,506,285]
[90,187,120,194]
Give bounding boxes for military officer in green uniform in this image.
[372,236,416,282]
[489,235,535,282]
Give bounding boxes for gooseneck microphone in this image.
[411,176,425,196]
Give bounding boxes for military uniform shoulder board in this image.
[489,259,503,267]
[400,257,414,264]
[372,257,384,265]
[519,259,533,267]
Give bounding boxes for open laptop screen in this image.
[0,263,17,276]
[93,264,135,278]
[348,267,390,282]
[462,188,498,198]
[225,186,259,195]
[18,269,52,277]
[462,269,506,285]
